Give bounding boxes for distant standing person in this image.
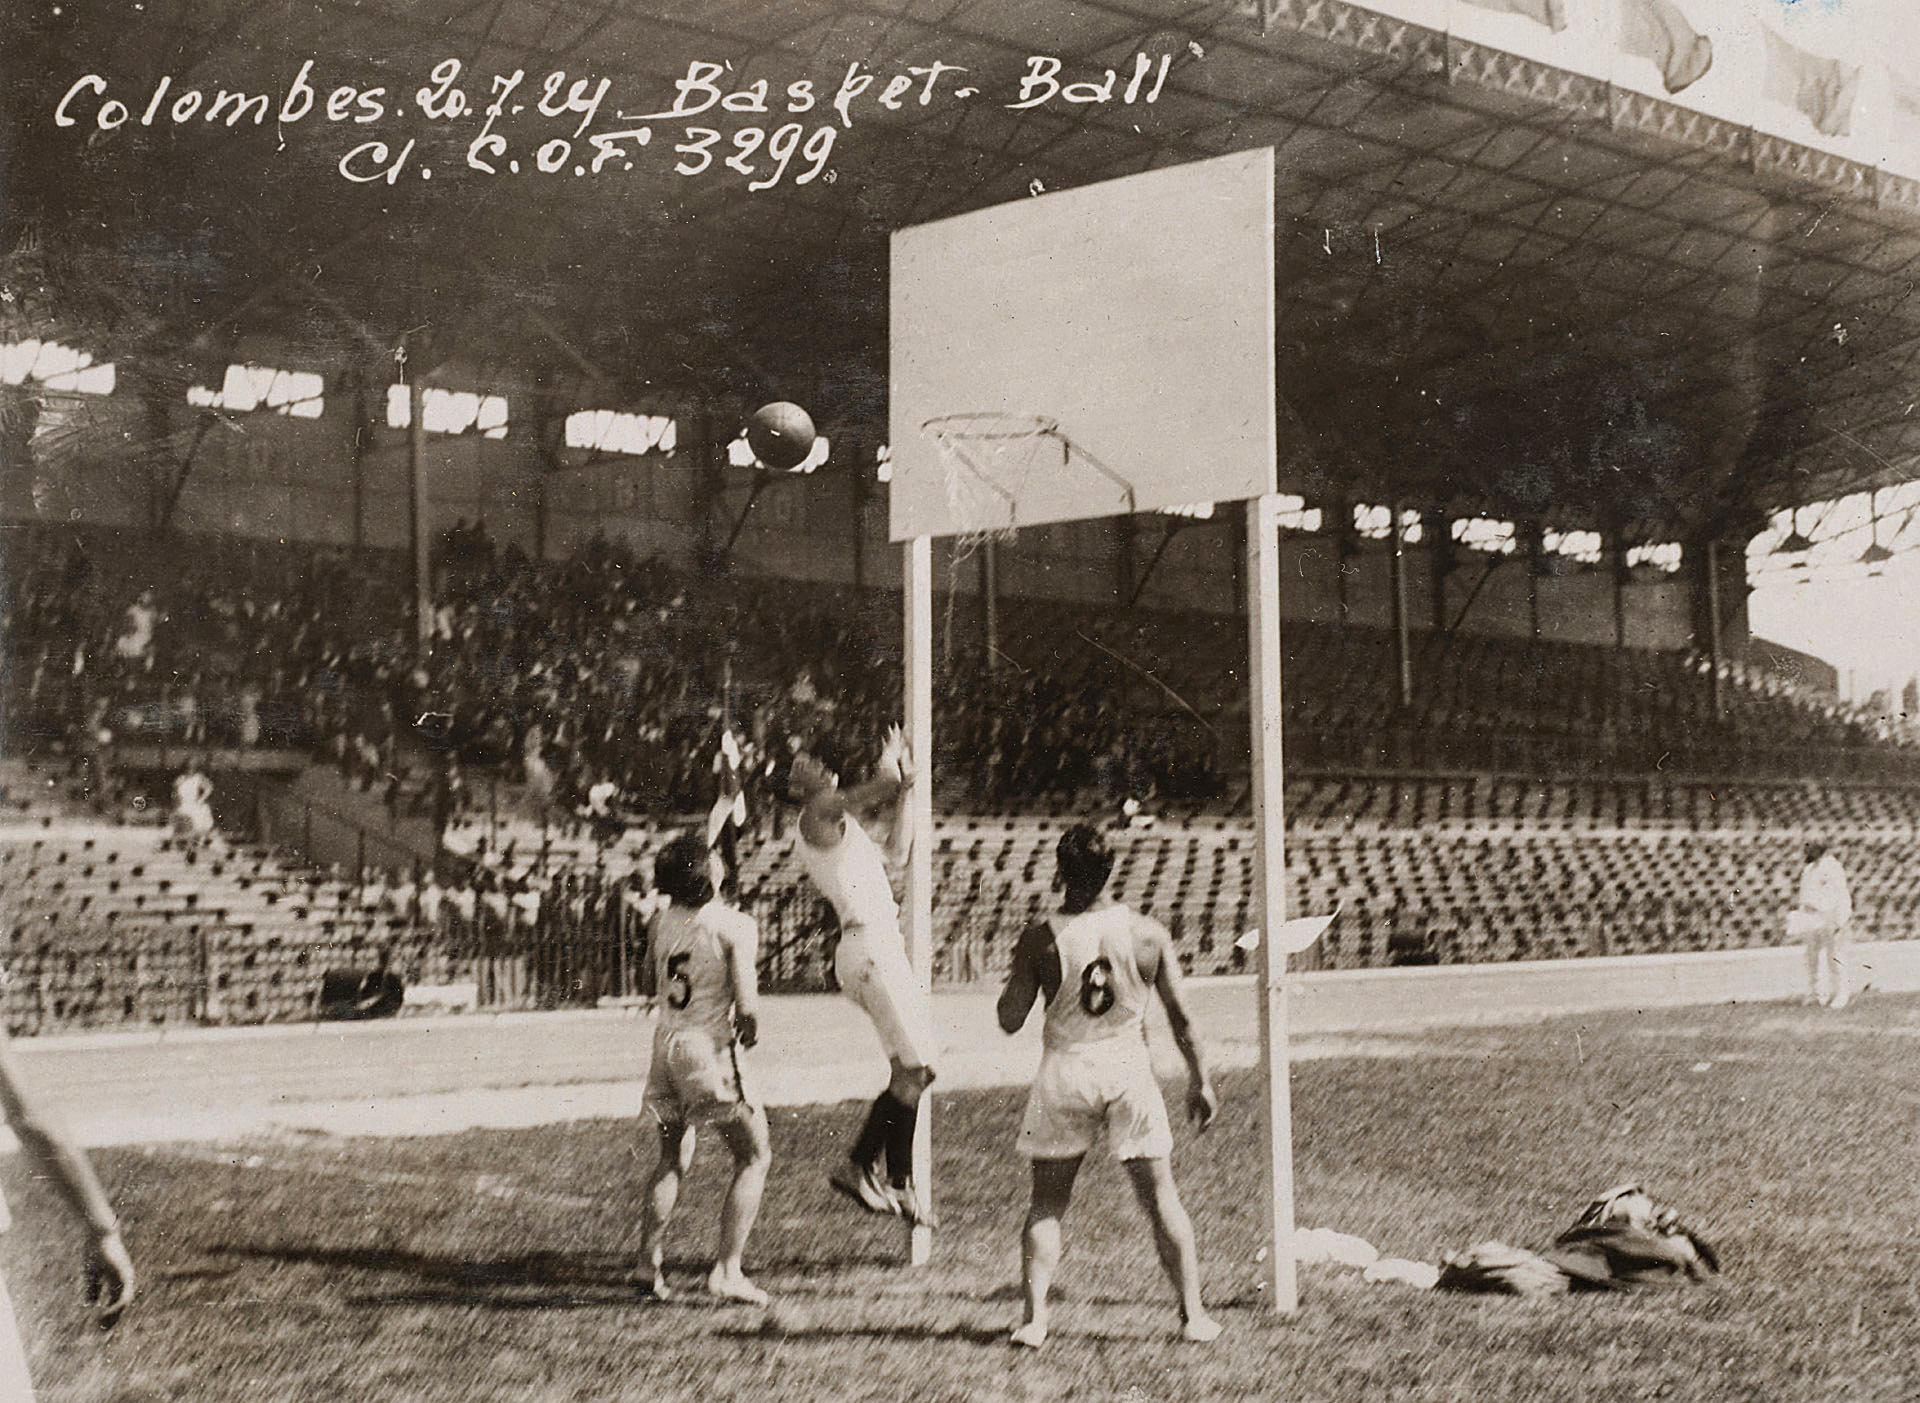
[635,834,772,1305]
[113,590,157,672]
[1793,840,1853,1009]
[171,761,215,850]
[0,1025,135,1399]
[995,823,1221,1348]
[774,728,937,1226]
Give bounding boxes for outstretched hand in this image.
[85,1229,135,1329]
[1186,1079,1219,1131]
[879,725,913,787]
[734,1011,759,1050]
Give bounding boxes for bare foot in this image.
[707,1264,770,1307]
[1181,1314,1223,1343]
[1009,1321,1048,1349]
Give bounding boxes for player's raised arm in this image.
[873,726,915,870]
[0,1029,135,1324]
[838,756,911,836]
[1139,915,1217,1130]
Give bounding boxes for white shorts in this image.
[172,804,214,837]
[835,933,935,1070]
[1019,1041,1173,1162]
[643,1030,752,1126]
[1788,908,1847,946]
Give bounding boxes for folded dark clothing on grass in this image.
[1437,1184,1720,1295]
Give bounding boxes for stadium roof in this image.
[6,0,1920,543]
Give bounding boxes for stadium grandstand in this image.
[3,0,1920,1033]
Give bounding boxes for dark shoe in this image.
[829,1161,901,1217]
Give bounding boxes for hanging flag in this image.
[707,727,748,849]
[1457,0,1570,34]
[1763,28,1861,139]
[1620,0,1713,95]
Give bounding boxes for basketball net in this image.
[921,414,1058,552]
[920,412,1141,661]
[922,414,1052,661]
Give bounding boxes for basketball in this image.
[746,401,817,469]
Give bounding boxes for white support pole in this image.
[409,375,432,652]
[904,534,935,1266]
[1246,493,1297,1313]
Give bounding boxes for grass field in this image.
[9,994,1920,1403]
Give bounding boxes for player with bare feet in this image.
[996,823,1221,1348]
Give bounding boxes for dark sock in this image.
[851,1092,902,1171]
[884,1097,920,1187]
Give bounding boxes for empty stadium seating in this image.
[0,760,454,1031]
[8,523,1920,1033]
[9,751,1920,1031]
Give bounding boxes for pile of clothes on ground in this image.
[1295,1182,1720,1296]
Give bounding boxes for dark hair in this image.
[770,743,844,806]
[654,833,715,905]
[1057,823,1114,896]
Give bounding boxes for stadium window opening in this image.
[566,409,677,456]
[1352,504,1425,544]
[0,339,115,395]
[1276,496,1320,532]
[387,385,509,438]
[1452,516,1517,555]
[1627,542,1682,574]
[1544,530,1603,564]
[187,364,324,418]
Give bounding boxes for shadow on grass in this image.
[210,1241,909,1310]
[214,1242,645,1309]
[715,1322,1012,1345]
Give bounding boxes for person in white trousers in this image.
[1791,840,1854,1010]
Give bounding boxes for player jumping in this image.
[996,823,1221,1348]
[635,833,772,1305]
[775,728,937,1226]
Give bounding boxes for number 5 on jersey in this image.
[666,951,693,1010]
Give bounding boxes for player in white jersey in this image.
[996,823,1220,1349]
[0,1023,135,1400]
[635,833,772,1306]
[774,729,937,1226]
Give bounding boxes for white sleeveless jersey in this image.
[796,815,900,943]
[649,901,755,1047]
[1042,904,1151,1052]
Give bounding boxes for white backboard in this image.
[889,148,1277,541]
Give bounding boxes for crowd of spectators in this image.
[4,521,1913,839]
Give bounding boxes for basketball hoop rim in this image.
[920,412,1060,442]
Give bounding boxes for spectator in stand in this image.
[112,590,158,672]
[430,755,466,843]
